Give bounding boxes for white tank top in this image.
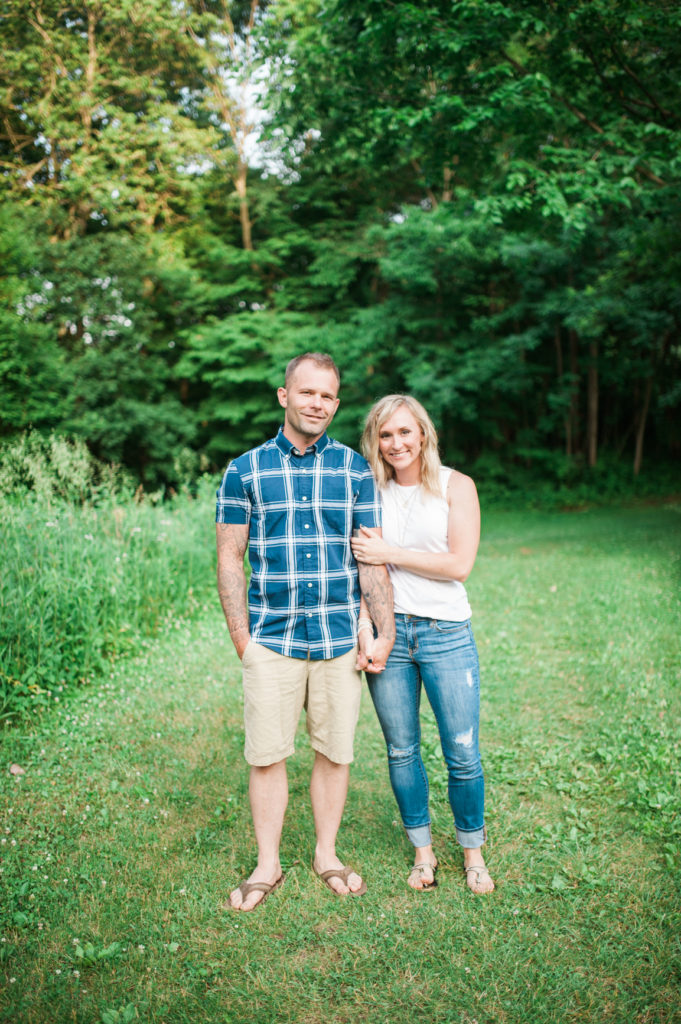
[381,466,472,622]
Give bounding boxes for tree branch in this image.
[501,50,667,187]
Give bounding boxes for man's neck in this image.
[282,426,325,452]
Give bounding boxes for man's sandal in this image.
[313,864,367,896]
[223,875,284,912]
[408,861,438,891]
[464,864,495,894]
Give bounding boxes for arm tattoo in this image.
[216,523,250,647]
[358,563,395,639]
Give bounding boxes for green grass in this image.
[0,482,216,721]
[1,502,680,1024]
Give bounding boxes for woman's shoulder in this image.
[442,466,477,501]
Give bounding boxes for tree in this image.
[261,0,681,475]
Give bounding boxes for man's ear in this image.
[277,386,287,409]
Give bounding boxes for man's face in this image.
[278,360,340,445]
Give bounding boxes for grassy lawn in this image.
[1,502,680,1024]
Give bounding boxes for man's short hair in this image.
[285,353,341,389]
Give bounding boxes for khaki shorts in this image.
[241,642,362,767]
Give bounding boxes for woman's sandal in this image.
[464,864,495,894]
[408,861,438,891]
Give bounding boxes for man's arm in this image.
[357,562,395,672]
[216,522,250,659]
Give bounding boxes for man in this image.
[216,352,395,911]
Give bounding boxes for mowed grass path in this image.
[2,503,680,1024]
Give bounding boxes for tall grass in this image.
[0,434,216,721]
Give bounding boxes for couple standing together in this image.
[216,352,494,911]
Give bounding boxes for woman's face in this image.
[377,405,424,476]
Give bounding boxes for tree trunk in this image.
[587,338,598,467]
[554,324,572,456]
[235,160,253,251]
[568,328,579,456]
[633,375,653,476]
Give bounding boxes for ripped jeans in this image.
[367,614,486,850]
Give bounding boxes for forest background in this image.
[1,0,680,503]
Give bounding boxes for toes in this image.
[228,889,243,910]
[327,876,351,895]
[240,891,266,911]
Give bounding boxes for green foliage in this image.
[0,204,69,436]
[1,0,680,487]
[263,0,681,475]
[0,434,216,720]
[0,432,129,505]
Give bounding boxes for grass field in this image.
[1,502,680,1024]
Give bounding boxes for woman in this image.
[352,395,494,894]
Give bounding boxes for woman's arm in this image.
[350,471,480,582]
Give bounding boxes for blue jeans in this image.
[368,614,486,849]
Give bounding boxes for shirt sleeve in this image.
[353,465,382,531]
[215,460,251,525]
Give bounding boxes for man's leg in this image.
[310,751,363,894]
[231,644,308,910]
[230,759,288,910]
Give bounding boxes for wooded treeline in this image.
[2,0,680,490]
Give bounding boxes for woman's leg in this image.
[417,619,494,893]
[367,617,433,853]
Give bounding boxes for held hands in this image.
[356,625,393,674]
[351,525,392,566]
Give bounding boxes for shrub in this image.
[0,434,217,721]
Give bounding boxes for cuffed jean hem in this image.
[405,823,433,848]
[456,824,487,849]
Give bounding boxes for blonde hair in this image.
[361,394,442,496]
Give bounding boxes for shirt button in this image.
[307,583,313,588]
[302,496,308,501]
[306,553,311,558]
[304,524,310,529]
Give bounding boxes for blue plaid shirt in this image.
[216,428,381,660]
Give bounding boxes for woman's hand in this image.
[351,525,392,565]
[356,626,392,674]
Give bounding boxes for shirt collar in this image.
[275,426,330,458]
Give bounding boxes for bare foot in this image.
[463,852,495,894]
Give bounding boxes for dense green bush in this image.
[0,433,216,721]
[472,450,680,510]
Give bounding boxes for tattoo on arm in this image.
[216,523,250,651]
[358,563,395,639]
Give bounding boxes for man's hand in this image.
[364,634,393,673]
[234,630,251,661]
[356,628,392,674]
[356,624,374,671]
